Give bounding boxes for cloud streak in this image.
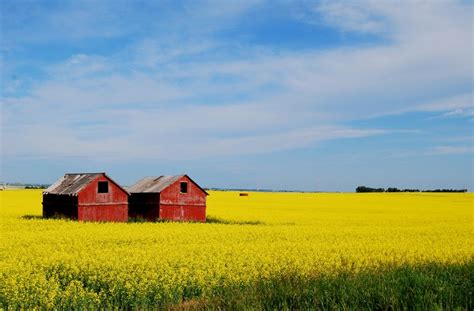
[1,0,472,164]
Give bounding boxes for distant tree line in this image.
[206,188,311,193]
[356,186,467,193]
[2,182,49,189]
[24,185,49,189]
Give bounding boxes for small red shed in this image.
[128,175,208,222]
[43,173,129,222]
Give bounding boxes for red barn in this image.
[43,173,129,222]
[128,175,208,222]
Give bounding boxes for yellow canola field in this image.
[0,190,473,307]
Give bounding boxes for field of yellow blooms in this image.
[0,190,472,309]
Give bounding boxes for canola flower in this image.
[0,190,472,309]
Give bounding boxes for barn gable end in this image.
[128,175,207,222]
[43,173,129,222]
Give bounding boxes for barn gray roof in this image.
[44,173,103,195]
[128,175,209,195]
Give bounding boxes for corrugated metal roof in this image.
[128,175,184,193]
[44,173,103,195]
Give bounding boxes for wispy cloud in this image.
[1,0,472,164]
[416,94,473,113]
[309,1,389,34]
[2,121,387,161]
[432,145,474,155]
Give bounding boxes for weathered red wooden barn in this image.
[128,175,208,222]
[43,173,129,222]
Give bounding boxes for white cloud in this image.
[48,54,111,79]
[1,0,472,161]
[366,93,474,119]
[432,146,474,155]
[441,108,474,118]
[416,94,473,112]
[131,39,218,68]
[2,120,385,160]
[312,1,389,34]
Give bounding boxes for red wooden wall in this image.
[159,175,207,222]
[78,175,128,222]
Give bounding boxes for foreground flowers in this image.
[0,190,472,309]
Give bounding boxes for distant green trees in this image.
[355,186,385,193]
[356,186,467,193]
[24,185,48,189]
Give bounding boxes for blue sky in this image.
[1,0,473,191]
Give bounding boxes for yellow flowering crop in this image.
[0,190,472,309]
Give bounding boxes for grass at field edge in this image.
[2,261,472,310]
